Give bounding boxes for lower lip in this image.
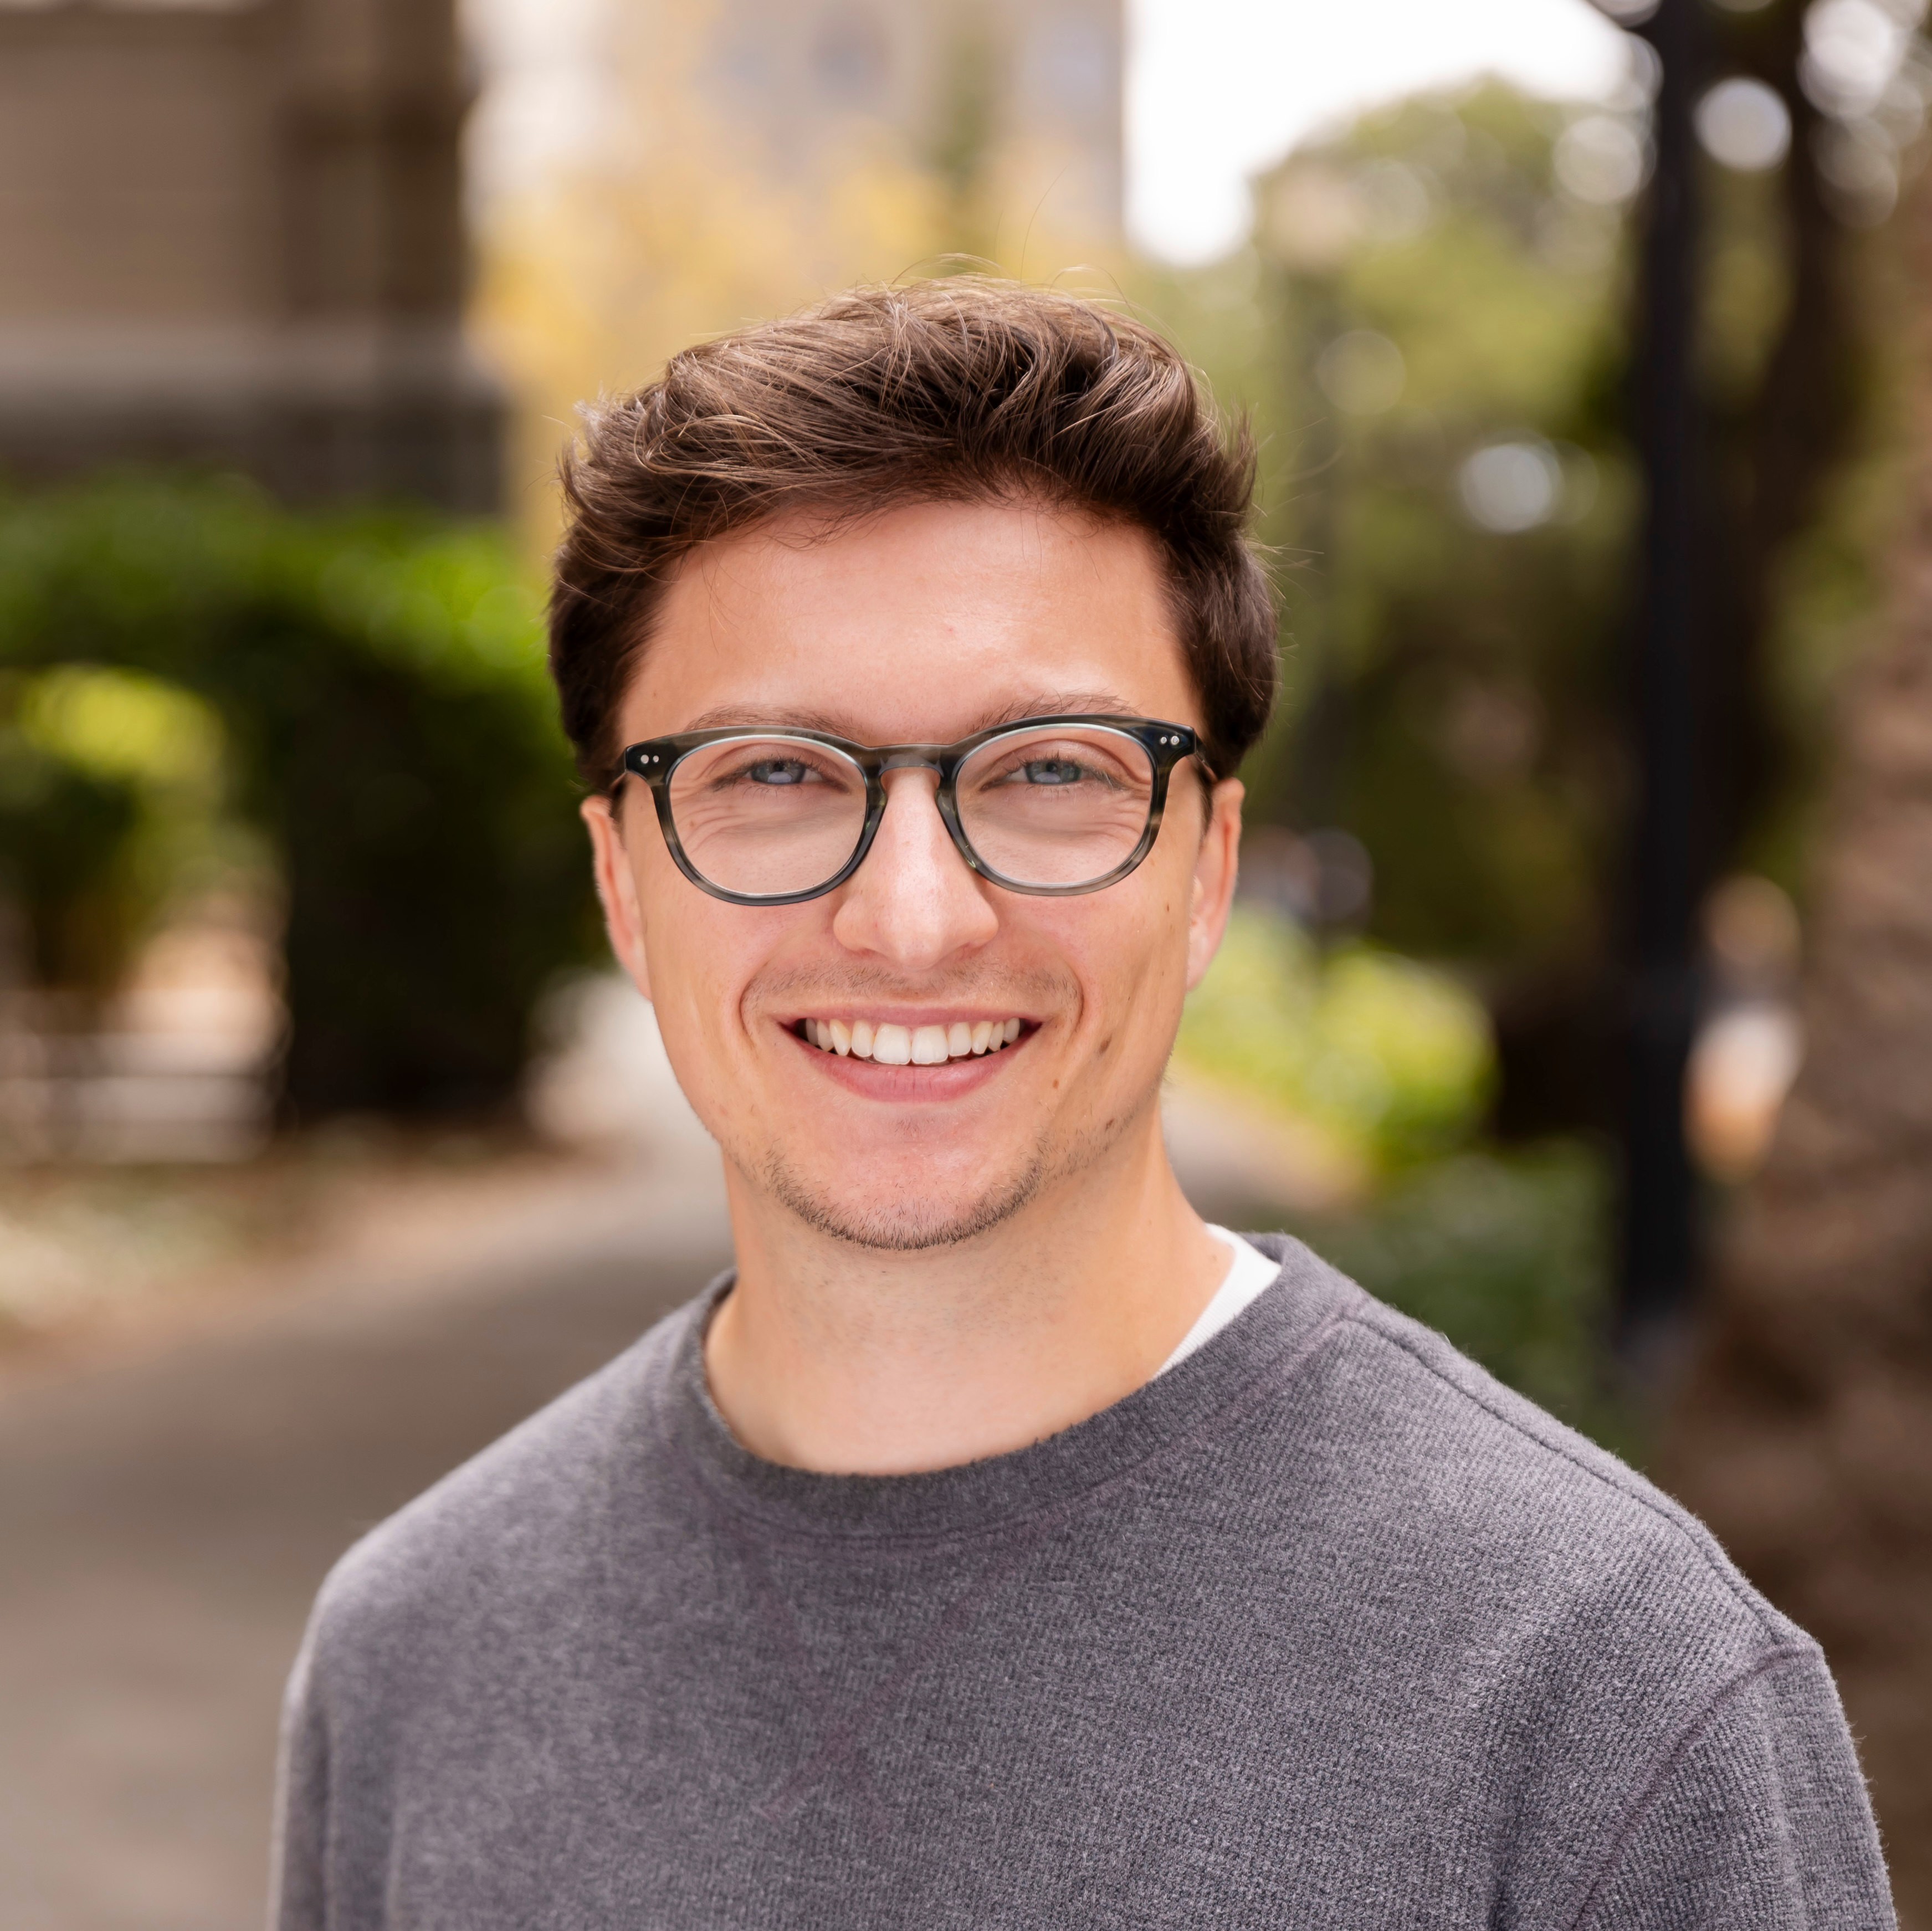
[788,1027,1031,1099]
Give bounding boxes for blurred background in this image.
[2,0,1930,1922]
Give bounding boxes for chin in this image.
[758,1150,1046,1252]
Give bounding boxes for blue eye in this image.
[747,759,810,786]
[1021,758,1085,786]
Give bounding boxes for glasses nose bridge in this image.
[867,751,975,877]
[874,744,952,781]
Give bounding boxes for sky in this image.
[463,0,1637,267]
[1128,0,1633,262]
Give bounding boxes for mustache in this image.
[745,960,1076,1011]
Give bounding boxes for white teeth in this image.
[872,1023,914,1066]
[804,1017,1026,1062]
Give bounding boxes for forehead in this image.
[623,499,1196,743]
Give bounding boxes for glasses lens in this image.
[955,725,1156,888]
[666,737,868,898]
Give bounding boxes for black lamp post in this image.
[1617,0,1706,1367]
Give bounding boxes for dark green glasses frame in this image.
[616,714,1206,907]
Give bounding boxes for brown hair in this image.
[549,279,1277,784]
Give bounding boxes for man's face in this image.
[583,499,1242,1251]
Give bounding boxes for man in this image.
[273,282,1893,1928]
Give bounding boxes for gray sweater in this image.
[273,1236,1894,1928]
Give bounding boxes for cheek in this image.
[1043,879,1192,1062]
[634,865,818,1077]
[633,864,745,1047]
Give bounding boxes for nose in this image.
[830,768,998,968]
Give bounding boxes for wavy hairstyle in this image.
[549,279,1278,784]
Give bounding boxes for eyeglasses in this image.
[616,714,1207,906]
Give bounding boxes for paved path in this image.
[0,1154,732,1931]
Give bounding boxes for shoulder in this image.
[1242,1235,1809,1663]
[1222,1239,1867,1913]
[301,1292,704,1673]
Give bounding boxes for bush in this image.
[1,663,232,996]
[0,725,142,991]
[0,475,595,1118]
[1176,903,1495,1174]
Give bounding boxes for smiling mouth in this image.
[794,1016,1027,1066]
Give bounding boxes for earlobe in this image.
[581,794,654,1003]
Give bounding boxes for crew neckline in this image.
[655,1233,1355,1547]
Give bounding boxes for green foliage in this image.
[1177,904,1494,1172]
[1,665,238,993]
[1134,83,1637,1028]
[1292,1140,1641,1458]
[1257,88,1635,977]
[0,702,142,990]
[0,475,594,1116]
[1140,78,1900,1148]
[20,664,226,791]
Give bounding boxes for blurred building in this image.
[701,0,1123,235]
[0,0,499,510]
[466,0,1124,252]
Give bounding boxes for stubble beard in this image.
[751,1064,1162,1253]
[758,1145,1049,1252]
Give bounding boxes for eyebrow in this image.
[672,691,1142,739]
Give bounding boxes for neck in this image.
[703,1109,1228,1474]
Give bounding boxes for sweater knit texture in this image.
[273,1234,1894,1929]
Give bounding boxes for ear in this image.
[581,793,655,1005]
[1185,777,1244,992]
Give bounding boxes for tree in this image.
[1662,166,1932,1922]
[1193,85,1642,1138]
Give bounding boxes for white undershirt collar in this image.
[1156,1226,1280,1375]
